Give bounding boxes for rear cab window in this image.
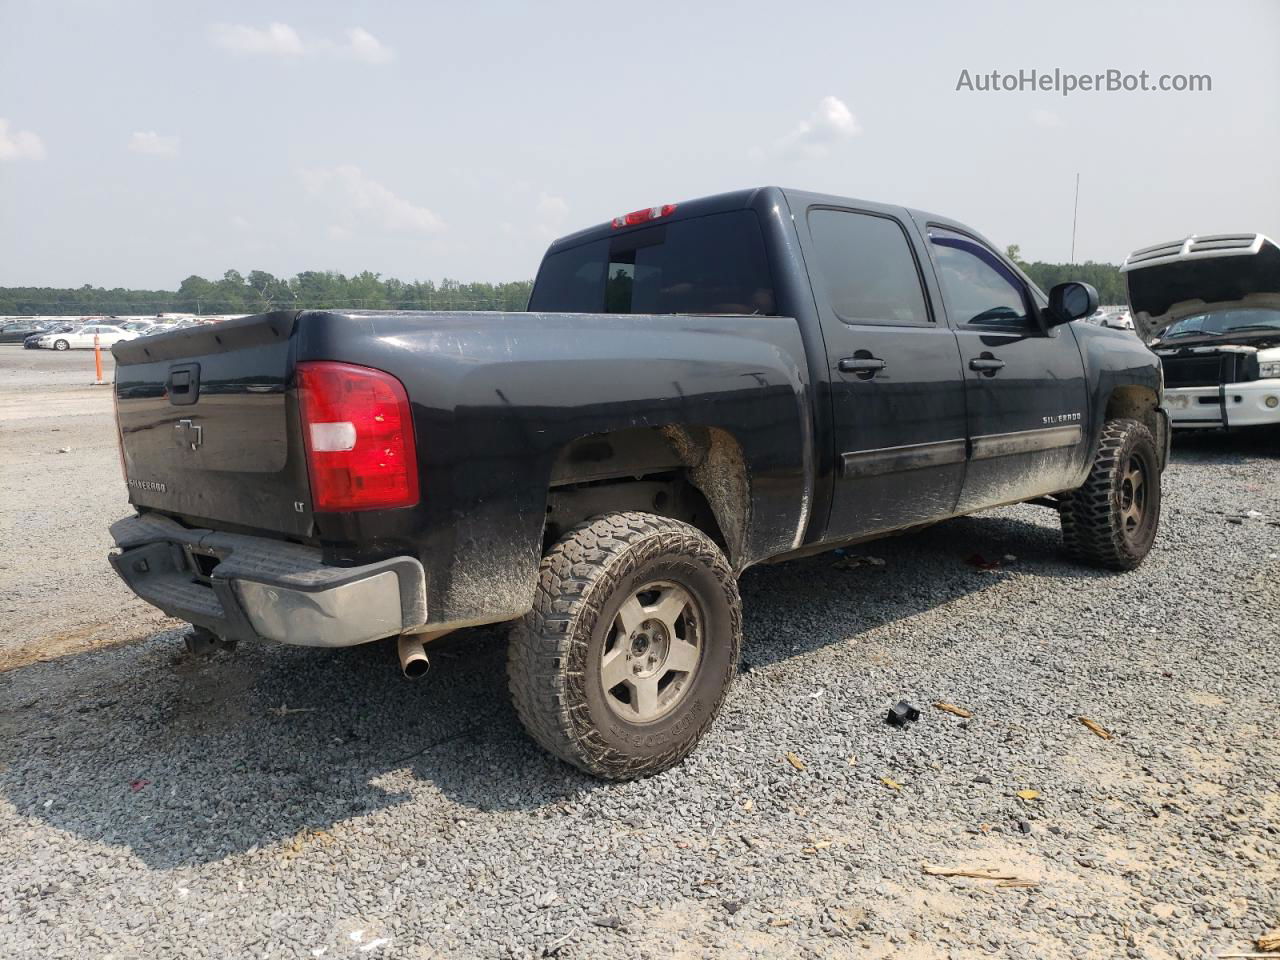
[529,210,776,316]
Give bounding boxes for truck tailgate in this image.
[113,312,312,538]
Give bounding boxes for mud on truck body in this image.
[109,186,1169,778]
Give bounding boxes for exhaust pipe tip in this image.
[403,656,430,680]
[397,634,430,680]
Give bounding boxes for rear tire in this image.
[508,511,741,780]
[1059,418,1161,570]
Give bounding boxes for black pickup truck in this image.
[109,186,1168,778]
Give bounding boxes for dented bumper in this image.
[108,513,427,646]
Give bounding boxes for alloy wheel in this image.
[599,580,704,723]
[1119,454,1147,536]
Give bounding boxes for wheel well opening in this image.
[1106,385,1160,435]
[543,474,727,556]
[546,426,750,564]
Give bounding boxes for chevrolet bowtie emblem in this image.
[175,418,203,451]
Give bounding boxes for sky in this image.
[2,0,1278,291]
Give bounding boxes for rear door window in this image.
[530,210,776,315]
[807,209,931,326]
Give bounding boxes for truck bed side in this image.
[294,309,813,629]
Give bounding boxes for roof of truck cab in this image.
[543,187,768,251]
[541,185,974,254]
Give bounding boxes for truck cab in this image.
[532,187,1166,546]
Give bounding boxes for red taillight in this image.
[611,203,677,229]
[296,361,419,512]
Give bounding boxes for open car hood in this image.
[1121,233,1280,341]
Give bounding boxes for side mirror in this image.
[1046,281,1099,326]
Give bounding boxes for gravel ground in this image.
[1,342,1277,958]
[0,345,175,668]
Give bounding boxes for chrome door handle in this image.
[839,357,887,373]
[969,357,1006,373]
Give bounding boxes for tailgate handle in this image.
[167,363,200,406]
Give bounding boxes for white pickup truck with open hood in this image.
[1123,233,1280,429]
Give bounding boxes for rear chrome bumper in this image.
[108,513,427,646]
[1164,380,1280,429]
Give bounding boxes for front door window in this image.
[929,229,1031,330]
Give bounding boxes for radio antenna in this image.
[1070,172,1080,265]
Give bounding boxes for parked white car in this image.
[1123,233,1280,429]
[39,324,138,351]
[1100,310,1135,331]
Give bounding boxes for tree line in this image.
[1005,246,1127,304]
[0,270,535,316]
[0,255,1127,317]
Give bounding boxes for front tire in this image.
[1059,418,1161,570]
[508,512,742,780]
[54,339,69,351]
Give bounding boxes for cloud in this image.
[496,191,569,245]
[300,165,445,234]
[208,23,394,64]
[529,191,570,241]
[0,119,46,161]
[776,95,862,157]
[342,28,394,64]
[1031,108,1063,129]
[128,131,180,156]
[536,192,569,225]
[209,22,305,57]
